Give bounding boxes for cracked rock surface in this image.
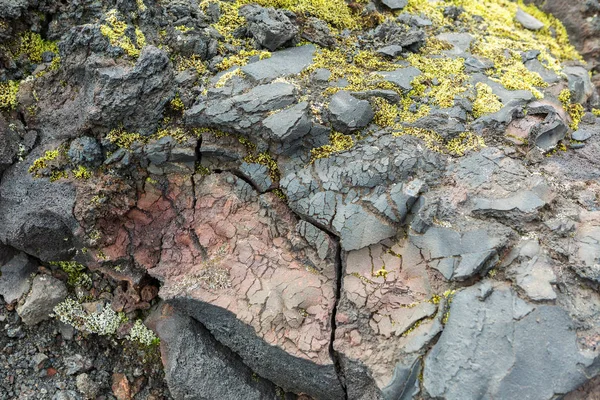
[2,0,600,399]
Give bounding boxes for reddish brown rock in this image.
[86,171,343,399]
[112,373,131,400]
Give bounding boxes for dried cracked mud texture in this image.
[86,171,343,399]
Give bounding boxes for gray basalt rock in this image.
[17,274,68,325]
[68,137,102,167]
[516,8,544,31]
[241,44,316,82]
[424,283,596,400]
[381,0,408,10]
[328,91,374,133]
[262,101,312,142]
[240,5,298,51]
[532,112,569,151]
[0,149,78,261]
[410,225,510,280]
[185,81,297,137]
[380,66,421,92]
[148,303,282,400]
[0,252,37,304]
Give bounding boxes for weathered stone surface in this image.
[35,46,174,139]
[148,303,281,399]
[333,237,438,398]
[380,67,421,92]
[516,8,545,30]
[0,150,78,261]
[377,45,403,57]
[0,252,37,304]
[185,81,297,137]
[436,32,473,55]
[17,274,68,326]
[532,112,569,150]
[241,44,316,82]
[572,127,595,141]
[411,225,510,280]
[91,172,343,399]
[328,91,374,133]
[68,137,103,167]
[262,101,312,142]
[502,240,557,300]
[424,283,595,400]
[240,5,298,51]
[381,0,408,10]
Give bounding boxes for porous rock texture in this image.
[2,0,600,399]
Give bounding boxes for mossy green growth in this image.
[100,10,146,58]
[29,149,60,177]
[472,82,503,118]
[217,49,271,71]
[304,48,398,96]
[0,80,19,110]
[73,165,92,180]
[559,89,584,130]
[17,32,59,64]
[310,131,355,161]
[169,94,185,113]
[50,261,92,288]
[173,54,207,74]
[407,54,469,108]
[446,132,486,156]
[106,127,144,148]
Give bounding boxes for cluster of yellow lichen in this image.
[100,10,146,57]
[17,32,59,64]
[559,89,585,131]
[0,80,20,110]
[28,149,61,177]
[472,82,503,118]
[310,131,355,161]
[304,48,398,96]
[407,54,469,108]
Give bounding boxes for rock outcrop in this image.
[1,0,600,399]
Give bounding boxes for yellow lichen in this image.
[0,80,19,110]
[393,127,444,153]
[170,94,185,113]
[446,132,486,156]
[372,97,398,127]
[17,32,58,64]
[592,108,600,117]
[559,89,584,131]
[73,165,92,180]
[29,149,60,176]
[310,131,355,161]
[472,82,503,118]
[304,48,398,96]
[100,10,146,58]
[174,54,207,74]
[407,54,469,108]
[106,127,144,148]
[217,49,271,71]
[175,25,193,33]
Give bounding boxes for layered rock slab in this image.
[423,283,597,400]
[91,171,343,399]
[147,303,282,400]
